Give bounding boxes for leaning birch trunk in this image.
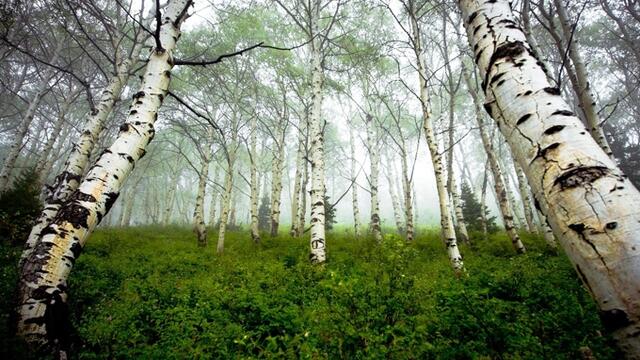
[514,161,538,233]
[461,61,526,253]
[217,151,235,254]
[480,164,489,239]
[409,8,463,272]
[308,44,326,263]
[16,1,192,353]
[270,138,284,237]
[365,113,382,242]
[460,0,640,356]
[193,140,212,247]
[290,117,306,236]
[250,116,260,243]
[349,127,361,237]
[552,0,613,159]
[0,41,61,192]
[21,41,145,264]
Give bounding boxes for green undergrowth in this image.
[2,226,620,359]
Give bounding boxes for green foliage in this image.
[0,228,619,358]
[0,167,43,245]
[258,196,270,232]
[460,181,498,234]
[324,195,337,231]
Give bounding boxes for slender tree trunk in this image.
[120,188,136,227]
[270,138,284,237]
[297,153,309,237]
[0,41,62,192]
[461,61,526,253]
[163,170,180,226]
[208,169,218,226]
[460,0,640,355]
[385,158,404,234]
[399,150,414,242]
[349,126,361,237]
[308,44,326,263]
[480,163,489,239]
[193,139,212,247]
[290,116,306,236]
[409,8,463,273]
[250,116,260,243]
[16,2,192,353]
[552,0,614,159]
[217,152,235,254]
[536,208,558,249]
[514,162,538,233]
[366,113,383,242]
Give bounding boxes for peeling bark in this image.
[460,0,640,355]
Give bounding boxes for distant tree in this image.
[324,195,337,231]
[460,182,497,234]
[258,196,271,232]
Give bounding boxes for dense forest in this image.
[1,0,639,358]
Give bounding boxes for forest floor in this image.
[1,227,621,359]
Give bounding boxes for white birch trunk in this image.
[349,127,361,237]
[290,117,306,236]
[208,169,218,226]
[410,8,463,273]
[460,0,640,355]
[399,149,414,242]
[16,2,191,352]
[21,41,145,264]
[514,161,538,233]
[250,116,260,243]
[552,0,613,159]
[385,157,404,234]
[308,45,326,264]
[270,138,284,237]
[217,152,235,254]
[366,113,382,242]
[461,61,526,253]
[193,138,212,247]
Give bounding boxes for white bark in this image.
[349,127,361,237]
[409,7,463,273]
[250,115,260,243]
[290,116,306,236]
[270,136,285,237]
[208,168,218,226]
[514,161,538,233]
[194,135,212,247]
[399,150,414,242]
[460,0,640,355]
[16,1,191,352]
[21,41,145,264]
[366,113,382,242]
[308,45,326,264]
[217,150,235,254]
[461,61,526,253]
[552,0,613,159]
[385,157,404,234]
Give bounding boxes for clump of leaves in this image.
[460,181,498,234]
[0,167,42,245]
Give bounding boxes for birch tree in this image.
[459,0,640,355]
